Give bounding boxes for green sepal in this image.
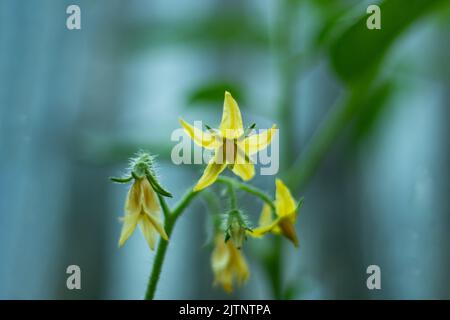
[224,230,231,243]
[145,170,173,198]
[131,171,142,180]
[296,196,305,211]
[243,123,256,138]
[109,176,133,183]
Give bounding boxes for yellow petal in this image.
[249,219,279,237]
[221,281,233,294]
[259,203,273,226]
[125,179,142,214]
[141,178,160,213]
[248,203,282,238]
[232,163,254,181]
[215,268,234,294]
[139,215,157,250]
[179,118,218,149]
[211,235,249,293]
[118,212,140,247]
[211,236,231,274]
[242,125,277,155]
[144,210,169,241]
[275,179,297,218]
[193,157,227,191]
[219,91,244,139]
[231,150,255,181]
[229,242,249,285]
[211,236,234,293]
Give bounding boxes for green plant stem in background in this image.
[216,176,276,212]
[264,0,298,299]
[145,188,199,300]
[202,190,222,232]
[264,236,283,299]
[284,82,372,192]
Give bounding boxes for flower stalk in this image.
[144,188,200,300]
[216,176,276,213]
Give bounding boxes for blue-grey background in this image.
[0,0,449,299]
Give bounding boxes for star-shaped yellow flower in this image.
[118,178,169,250]
[250,179,302,247]
[211,234,249,293]
[180,91,276,191]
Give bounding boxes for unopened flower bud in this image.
[224,210,251,249]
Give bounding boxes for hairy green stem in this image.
[144,215,174,300]
[227,183,237,210]
[284,83,372,191]
[144,188,199,300]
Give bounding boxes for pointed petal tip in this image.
[223,284,233,294]
[275,178,289,190]
[179,118,192,129]
[285,231,300,248]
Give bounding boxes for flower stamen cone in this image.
[224,210,252,250]
[112,152,171,250]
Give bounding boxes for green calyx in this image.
[110,151,173,198]
[223,210,252,249]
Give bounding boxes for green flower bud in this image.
[110,151,172,198]
[224,210,252,249]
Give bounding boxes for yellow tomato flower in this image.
[211,234,249,293]
[180,91,277,191]
[118,178,169,250]
[250,179,302,247]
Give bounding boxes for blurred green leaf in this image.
[330,0,448,84]
[186,82,245,107]
[282,278,309,300]
[312,0,350,48]
[284,78,391,190]
[121,15,269,54]
[350,81,394,145]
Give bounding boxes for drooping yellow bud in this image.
[118,178,168,250]
[211,234,249,293]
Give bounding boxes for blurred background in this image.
[0,0,449,299]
